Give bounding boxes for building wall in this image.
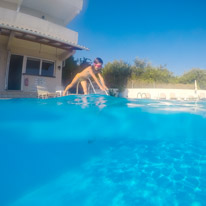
[0,36,70,93]
[22,70,62,93]
[0,0,83,96]
[21,49,63,93]
[0,37,8,91]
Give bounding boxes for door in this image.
[8,54,23,90]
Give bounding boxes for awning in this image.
[0,22,89,51]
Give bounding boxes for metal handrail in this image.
[76,78,96,95]
[76,78,108,95]
[87,78,96,94]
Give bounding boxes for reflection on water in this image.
[0,95,206,206]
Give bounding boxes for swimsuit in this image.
[76,67,102,82]
[76,73,89,82]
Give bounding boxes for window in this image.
[26,58,40,75]
[25,57,55,77]
[42,60,54,77]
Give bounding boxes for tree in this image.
[78,57,92,71]
[142,67,174,83]
[179,68,206,89]
[102,60,131,90]
[62,56,78,86]
[62,56,92,86]
[131,58,174,83]
[134,57,150,69]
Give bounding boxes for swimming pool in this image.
[0,95,206,206]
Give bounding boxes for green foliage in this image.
[141,67,174,83]
[130,66,144,79]
[102,58,178,89]
[131,58,149,79]
[62,56,92,86]
[102,60,131,90]
[101,57,206,89]
[134,57,150,68]
[62,56,206,90]
[62,56,78,86]
[179,68,206,89]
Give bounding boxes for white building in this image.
[0,0,88,98]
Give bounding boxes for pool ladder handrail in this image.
[76,78,108,95]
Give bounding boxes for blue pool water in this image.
[0,95,206,206]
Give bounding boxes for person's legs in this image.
[80,80,88,94]
[63,74,80,96]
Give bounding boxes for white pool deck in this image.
[1,88,206,100]
[121,88,206,100]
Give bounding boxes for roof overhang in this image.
[0,23,89,51]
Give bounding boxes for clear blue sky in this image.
[68,0,206,75]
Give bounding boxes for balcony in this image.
[0,7,80,45]
[0,0,83,26]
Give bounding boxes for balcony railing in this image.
[0,7,78,44]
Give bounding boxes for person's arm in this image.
[98,73,108,90]
[89,68,104,90]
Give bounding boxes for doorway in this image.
[8,54,23,90]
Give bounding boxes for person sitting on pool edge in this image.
[63,57,108,96]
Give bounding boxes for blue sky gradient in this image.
[68,0,206,75]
